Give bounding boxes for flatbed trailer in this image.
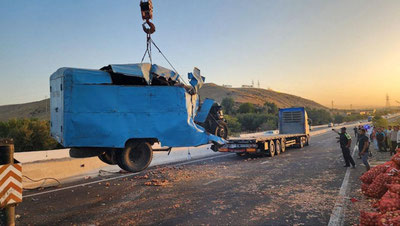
[218,107,310,156]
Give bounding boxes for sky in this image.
[0,0,399,108]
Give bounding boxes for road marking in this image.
[23,153,233,198]
[203,178,223,186]
[260,161,269,164]
[327,147,357,226]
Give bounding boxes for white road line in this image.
[203,178,223,186]
[260,161,269,164]
[24,153,233,198]
[327,147,357,226]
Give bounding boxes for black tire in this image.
[275,140,281,155]
[281,139,286,153]
[215,121,228,139]
[98,151,118,165]
[269,141,275,157]
[117,141,153,172]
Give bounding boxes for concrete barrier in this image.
[18,145,220,188]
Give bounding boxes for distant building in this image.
[241,85,253,88]
[222,84,232,88]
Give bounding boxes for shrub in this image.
[237,103,256,114]
[224,115,241,133]
[0,118,60,152]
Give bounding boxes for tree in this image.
[372,116,388,128]
[0,118,60,152]
[263,102,278,115]
[221,97,235,115]
[333,114,345,124]
[305,108,332,125]
[236,113,278,131]
[224,115,241,133]
[237,103,256,114]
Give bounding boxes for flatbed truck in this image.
[218,107,310,156]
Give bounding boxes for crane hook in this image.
[142,20,156,34]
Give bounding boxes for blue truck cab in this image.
[50,63,225,172]
[279,107,310,135]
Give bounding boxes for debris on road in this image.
[144,179,169,186]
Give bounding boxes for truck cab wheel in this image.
[215,121,228,139]
[298,137,305,149]
[275,140,281,155]
[117,141,153,173]
[269,141,275,157]
[98,151,118,165]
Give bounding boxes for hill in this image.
[199,83,327,109]
[0,84,326,121]
[0,99,49,122]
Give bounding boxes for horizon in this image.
[0,1,399,108]
[0,82,396,111]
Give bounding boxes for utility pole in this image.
[386,94,390,109]
[257,80,260,88]
[331,100,334,111]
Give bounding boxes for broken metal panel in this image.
[194,98,215,123]
[150,64,179,81]
[109,63,152,84]
[188,67,205,93]
[51,67,225,148]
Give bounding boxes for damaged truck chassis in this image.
[50,63,226,173]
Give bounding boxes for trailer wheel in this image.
[281,139,286,153]
[117,141,153,173]
[275,140,281,155]
[98,151,118,165]
[269,141,275,157]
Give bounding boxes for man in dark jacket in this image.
[333,127,355,168]
[376,127,387,152]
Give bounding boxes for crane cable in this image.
[139,0,188,86]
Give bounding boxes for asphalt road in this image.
[16,132,364,226]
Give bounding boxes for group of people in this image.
[334,124,400,171]
[354,125,400,156]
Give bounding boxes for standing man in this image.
[353,126,359,140]
[386,126,392,150]
[397,125,400,152]
[376,128,387,152]
[359,128,370,171]
[390,126,399,155]
[333,127,356,168]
